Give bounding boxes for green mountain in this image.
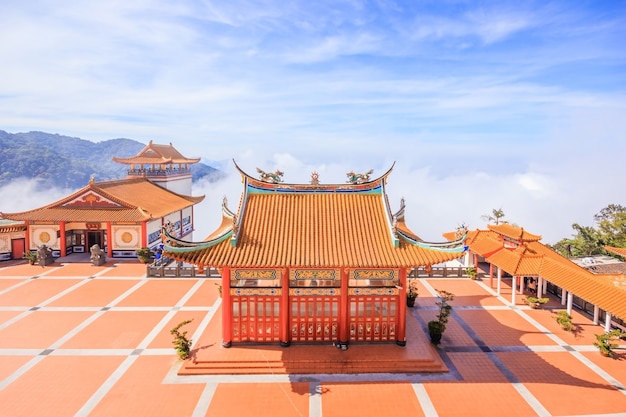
[0,130,223,190]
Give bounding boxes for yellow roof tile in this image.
[165,165,466,268]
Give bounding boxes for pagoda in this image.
[113,140,201,195]
[163,162,467,348]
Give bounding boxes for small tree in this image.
[593,329,623,358]
[555,311,573,331]
[170,319,193,360]
[428,289,455,344]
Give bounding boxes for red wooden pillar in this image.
[339,268,349,346]
[397,267,407,346]
[489,263,493,288]
[106,222,113,259]
[221,267,232,347]
[280,268,290,347]
[25,221,31,252]
[141,221,147,248]
[59,221,67,257]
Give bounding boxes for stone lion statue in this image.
[90,244,106,266]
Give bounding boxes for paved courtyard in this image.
[0,259,625,417]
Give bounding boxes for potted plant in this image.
[555,310,573,331]
[593,329,623,358]
[524,296,549,309]
[466,266,478,280]
[170,319,194,360]
[428,289,455,344]
[23,251,37,265]
[406,280,418,307]
[135,247,152,263]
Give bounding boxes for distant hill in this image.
[0,130,223,190]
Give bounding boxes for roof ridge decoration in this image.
[346,169,374,184]
[233,160,395,192]
[256,167,284,183]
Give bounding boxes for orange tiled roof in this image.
[605,246,626,258]
[112,140,200,165]
[0,178,204,222]
[164,164,467,268]
[539,257,626,320]
[453,226,626,320]
[487,223,541,242]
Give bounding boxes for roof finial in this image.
[310,171,320,185]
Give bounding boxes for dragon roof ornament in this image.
[346,169,374,184]
[256,167,284,183]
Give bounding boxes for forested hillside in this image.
[0,130,222,189]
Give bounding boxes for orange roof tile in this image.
[605,246,626,258]
[0,178,204,222]
[165,164,467,268]
[456,227,626,321]
[112,140,200,165]
[487,223,542,242]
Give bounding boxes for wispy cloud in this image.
[1,0,625,243]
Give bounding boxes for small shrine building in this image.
[164,162,467,347]
[0,142,204,259]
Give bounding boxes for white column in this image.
[561,289,567,305]
[605,313,612,333]
[593,305,599,325]
[511,276,517,305]
[543,279,547,294]
[537,277,543,298]
[496,267,502,296]
[566,292,573,316]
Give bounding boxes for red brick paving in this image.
[0,260,625,417]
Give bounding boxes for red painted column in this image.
[280,268,290,347]
[106,222,113,259]
[489,263,493,288]
[339,268,349,346]
[397,267,407,346]
[141,221,147,248]
[25,221,31,252]
[59,221,67,257]
[221,267,232,347]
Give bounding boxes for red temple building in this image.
[164,162,467,348]
[0,141,204,259]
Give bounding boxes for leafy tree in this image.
[594,204,626,248]
[551,204,626,257]
[481,208,506,225]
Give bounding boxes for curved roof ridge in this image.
[232,159,395,189]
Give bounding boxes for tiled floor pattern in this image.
[0,261,625,416]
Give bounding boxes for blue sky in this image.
[1,0,625,243]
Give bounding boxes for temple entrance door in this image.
[11,238,25,260]
[87,231,103,250]
[349,295,397,342]
[232,295,280,343]
[290,295,340,343]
